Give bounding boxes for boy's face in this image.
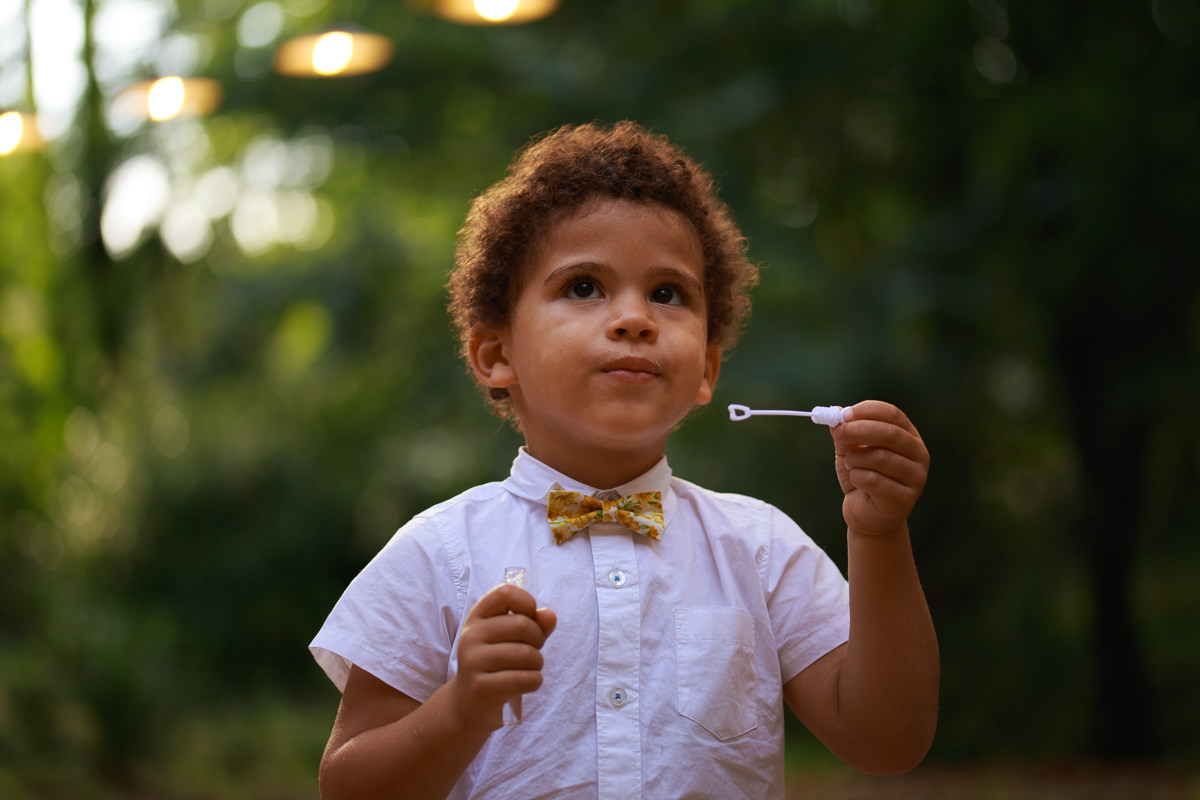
[470,197,720,486]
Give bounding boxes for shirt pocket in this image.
[674,606,758,741]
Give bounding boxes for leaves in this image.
[1,0,1198,791]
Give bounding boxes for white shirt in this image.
[310,449,850,799]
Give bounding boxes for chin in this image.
[585,417,678,452]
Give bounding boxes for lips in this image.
[600,355,662,379]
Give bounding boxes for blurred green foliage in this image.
[2,0,1198,796]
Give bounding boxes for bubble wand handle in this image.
[501,567,527,726]
[727,403,846,427]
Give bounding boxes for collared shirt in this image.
[310,449,850,799]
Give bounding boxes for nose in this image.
[606,294,658,342]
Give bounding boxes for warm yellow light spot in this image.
[474,0,520,22]
[147,77,186,121]
[433,0,558,25]
[312,31,354,75]
[0,111,22,155]
[116,77,221,123]
[273,31,392,77]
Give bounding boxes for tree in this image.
[1,0,1197,794]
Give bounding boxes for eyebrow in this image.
[542,262,600,287]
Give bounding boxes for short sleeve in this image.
[763,506,851,683]
[309,514,465,700]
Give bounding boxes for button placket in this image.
[590,528,642,798]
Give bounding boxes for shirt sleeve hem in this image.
[778,615,851,685]
[309,627,441,702]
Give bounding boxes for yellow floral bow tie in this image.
[547,490,664,545]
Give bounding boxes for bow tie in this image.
[547,490,664,545]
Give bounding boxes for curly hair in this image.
[447,120,759,420]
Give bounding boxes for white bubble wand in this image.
[727,403,847,427]
[501,566,526,726]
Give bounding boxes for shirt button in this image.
[607,568,628,588]
[609,687,629,708]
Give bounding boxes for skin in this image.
[319,197,938,799]
[784,400,939,774]
[471,197,721,489]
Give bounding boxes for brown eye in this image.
[651,285,685,305]
[569,280,599,299]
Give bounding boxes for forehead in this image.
[534,196,704,266]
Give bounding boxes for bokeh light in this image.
[273,30,392,77]
[475,0,520,22]
[147,76,185,121]
[312,31,354,75]
[114,76,222,124]
[0,109,25,154]
[1,111,49,156]
[433,0,559,25]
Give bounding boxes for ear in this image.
[468,325,517,389]
[693,345,721,406]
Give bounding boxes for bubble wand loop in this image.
[727,403,846,427]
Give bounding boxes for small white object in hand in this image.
[727,403,846,427]
[502,566,527,726]
[504,566,526,589]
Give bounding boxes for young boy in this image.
[311,121,938,799]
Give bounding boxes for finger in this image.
[454,657,546,708]
[844,465,923,505]
[535,606,558,638]
[469,583,539,621]
[476,665,546,697]
[836,415,919,447]
[462,641,546,676]
[842,446,928,490]
[835,420,928,466]
[466,610,553,648]
[843,400,918,433]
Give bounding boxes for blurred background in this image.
[1,0,1198,797]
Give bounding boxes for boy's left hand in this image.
[831,400,929,537]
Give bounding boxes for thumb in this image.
[535,607,558,639]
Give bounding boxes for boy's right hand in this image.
[452,584,557,731]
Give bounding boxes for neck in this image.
[524,439,666,490]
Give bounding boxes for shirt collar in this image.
[504,447,677,524]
